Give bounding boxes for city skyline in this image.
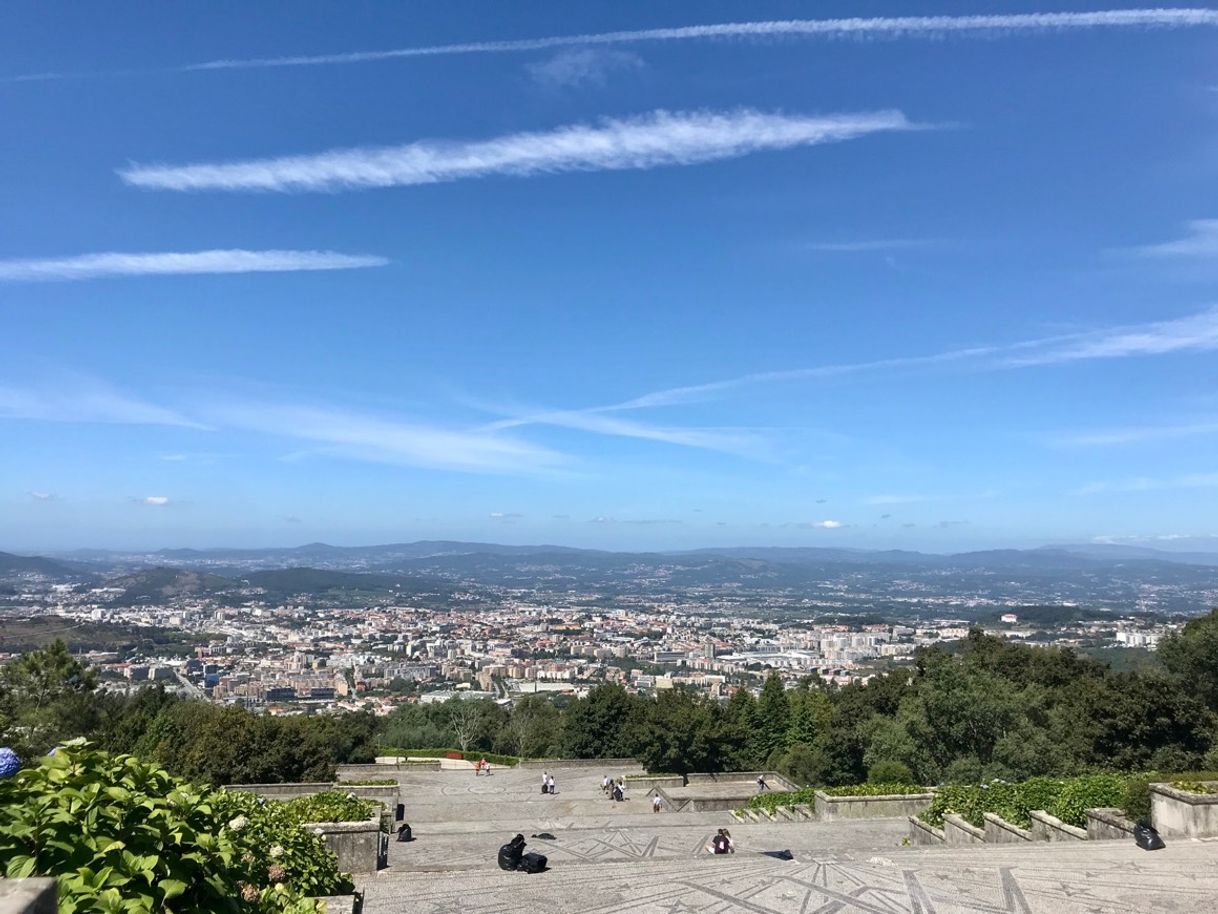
[3,2,1218,551]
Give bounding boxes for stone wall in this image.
[1086,807,1136,841]
[626,775,685,790]
[814,791,934,822]
[0,880,55,914]
[1150,782,1218,838]
[943,813,986,846]
[517,758,639,770]
[1028,810,1087,842]
[364,759,442,771]
[685,771,797,792]
[907,816,945,846]
[302,813,385,874]
[227,782,334,798]
[983,812,1033,844]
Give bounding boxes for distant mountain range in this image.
[2,541,1216,610]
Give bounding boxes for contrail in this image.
[186,8,1218,72]
[119,109,916,193]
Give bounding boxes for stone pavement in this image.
[360,765,1218,913]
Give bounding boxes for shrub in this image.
[744,787,817,814]
[0,739,350,914]
[1050,774,1127,828]
[279,792,377,827]
[822,782,925,797]
[867,760,913,785]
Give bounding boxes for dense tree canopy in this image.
[5,616,1218,786]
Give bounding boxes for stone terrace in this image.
[358,764,1218,913]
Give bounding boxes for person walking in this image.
[546,774,555,795]
[541,771,549,796]
[652,794,662,814]
[756,775,769,792]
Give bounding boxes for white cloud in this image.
[181,10,1218,72]
[583,307,1218,413]
[0,249,388,282]
[1004,307,1218,367]
[1052,420,1218,446]
[812,519,845,528]
[28,491,56,501]
[210,401,566,476]
[142,496,171,506]
[528,48,643,89]
[484,407,773,459]
[119,109,915,192]
[0,382,203,428]
[489,511,524,519]
[1074,472,1218,495]
[1132,219,1218,258]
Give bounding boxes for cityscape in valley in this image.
[3,538,1214,715]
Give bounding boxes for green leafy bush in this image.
[1051,774,1128,827]
[867,760,914,784]
[922,774,1131,829]
[744,787,818,814]
[334,778,396,786]
[1170,780,1218,794]
[822,783,926,797]
[279,792,377,826]
[0,739,350,914]
[377,748,520,766]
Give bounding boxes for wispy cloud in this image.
[140,496,171,506]
[177,10,1218,73]
[1074,472,1218,495]
[587,306,1218,412]
[0,249,388,282]
[804,238,937,252]
[483,407,774,459]
[118,109,915,193]
[528,48,643,89]
[1131,219,1218,258]
[28,491,56,501]
[0,382,203,428]
[1051,419,1218,446]
[210,401,567,476]
[809,519,845,529]
[489,511,524,519]
[1003,306,1218,367]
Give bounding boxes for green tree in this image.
[636,689,728,775]
[1160,609,1218,711]
[0,639,98,756]
[560,684,644,759]
[756,673,791,760]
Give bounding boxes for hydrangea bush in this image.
[0,739,352,914]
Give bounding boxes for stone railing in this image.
[1028,810,1087,841]
[686,771,797,791]
[1085,807,1136,840]
[517,758,639,770]
[814,790,934,822]
[983,812,1033,844]
[302,812,387,874]
[0,880,55,914]
[1149,782,1218,838]
[943,813,986,845]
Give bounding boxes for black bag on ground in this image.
[1134,820,1165,851]
[763,849,794,861]
[531,832,557,840]
[497,843,523,871]
[395,823,412,842]
[521,851,548,873]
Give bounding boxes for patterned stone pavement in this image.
[365,765,1218,913]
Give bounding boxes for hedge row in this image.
[744,787,818,814]
[378,747,521,766]
[923,774,1128,829]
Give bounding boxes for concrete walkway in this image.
[364,764,1218,912]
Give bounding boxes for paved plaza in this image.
[357,765,1218,913]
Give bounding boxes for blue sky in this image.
[2,2,1218,553]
